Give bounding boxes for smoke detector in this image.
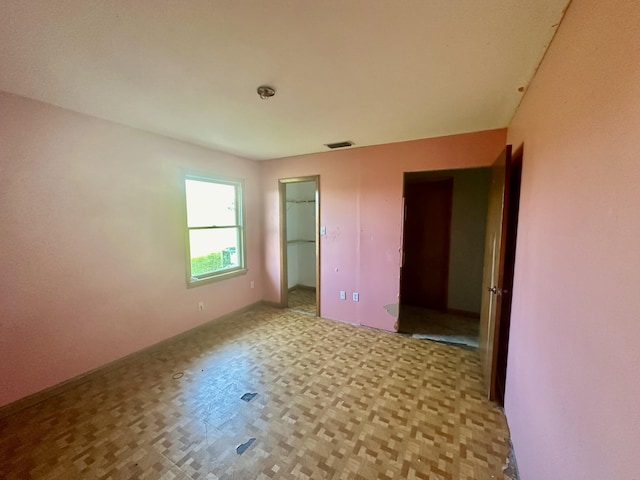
[257,86,276,100]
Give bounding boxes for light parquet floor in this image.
[399,306,480,349]
[0,305,512,479]
[287,288,316,315]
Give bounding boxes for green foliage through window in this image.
[184,174,245,285]
[190,248,238,277]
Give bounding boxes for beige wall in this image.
[0,92,263,407]
[448,168,491,313]
[504,0,640,477]
[260,129,506,330]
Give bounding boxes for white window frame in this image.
[183,173,247,288]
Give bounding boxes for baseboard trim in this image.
[0,301,262,420]
[262,300,285,309]
[446,308,480,319]
[288,285,316,292]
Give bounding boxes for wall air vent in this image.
[325,141,354,149]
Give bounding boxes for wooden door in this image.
[479,145,519,402]
[400,178,453,309]
[494,148,522,404]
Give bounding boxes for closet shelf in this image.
[286,199,316,204]
[287,239,316,245]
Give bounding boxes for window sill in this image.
[187,268,247,288]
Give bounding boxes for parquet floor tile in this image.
[287,288,316,315]
[399,306,480,348]
[0,305,512,479]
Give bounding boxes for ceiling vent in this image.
[325,141,354,149]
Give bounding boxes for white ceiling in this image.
[0,0,569,160]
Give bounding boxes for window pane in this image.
[185,179,237,228]
[189,228,240,276]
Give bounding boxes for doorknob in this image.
[487,286,508,296]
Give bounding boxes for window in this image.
[184,174,246,286]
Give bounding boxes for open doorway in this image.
[279,176,320,316]
[398,168,491,349]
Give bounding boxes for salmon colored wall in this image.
[0,92,262,407]
[260,129,507,330]
[505,0,640,478]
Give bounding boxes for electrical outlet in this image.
[339,290,346,300]
[352,292,359,302]
[198,301,204,311]
[250,280,255,289]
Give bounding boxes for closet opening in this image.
[279,176,320,316]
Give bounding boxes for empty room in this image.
[1,1,638,479]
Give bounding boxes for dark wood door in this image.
[400,178,453,309]
[479,145,521,404]
[494,147,522,404]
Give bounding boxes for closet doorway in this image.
[279,176,320,316]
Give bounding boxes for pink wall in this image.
[260,129,507,330]
[0,92,262,407]
[505,0,640,478]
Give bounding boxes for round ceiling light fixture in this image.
[257,85,276,100]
